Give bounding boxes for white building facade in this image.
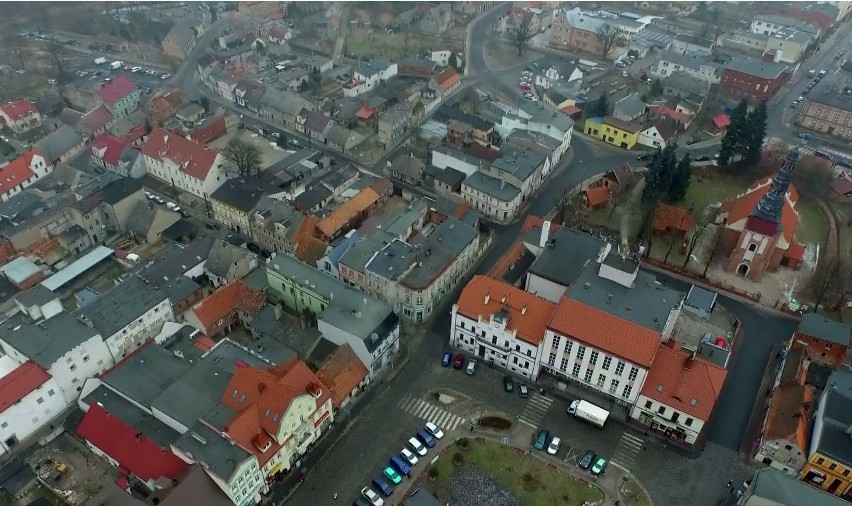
[0,357,66,454]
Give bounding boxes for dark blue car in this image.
[441,351,452,367]
[372,477,393,496]
[390,455,412,476]
[417,429,436,448]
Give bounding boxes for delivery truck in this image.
[568,400,609,428]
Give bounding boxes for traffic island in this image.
[418,438,605,506]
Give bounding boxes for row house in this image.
[0,99,41,134]
[90,134,146,178]
[496,109,574,164]
[461,171,523,223]
[649,52,721,84]
[343,58,398,98]
[0,358,66,455]
[800,80,852,142]
[141,127,227,199]
[720,56,791,103]
[261,87,315,133]
[750,14,820,37]
[95,75,141,119]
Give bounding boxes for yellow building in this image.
[800,372,852,498]
[584,115,641,150]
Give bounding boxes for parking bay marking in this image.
[397,395,466,432]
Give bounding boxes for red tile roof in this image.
[189,117,227,145]
[785,242,806,261]
[220,361,330,465]
[457,276,556,345]
[92,134,129,166]
[712,113,730,129]
[721,176,799,244]
[640,341,727,421]
[0,99,38,119]
[0,361,51,413]
[549,297,661,367]
[295,236,329,265]
[97,75,138,106]
[0,150,44,196]
[652,203,694,234]
[316,344,369,408]
[317,188,380,238]
[142,127,220,181]
[191,279,265,331]
[80,105,115,134]
[76,404,188,483]
[355,106,374,120]
[521,215,560,235]
[124,125,147,144]
[434,67,461,92]
[467,144,500,162]
[650,104,689,124]
[763,382,813,450]
[584,185,610,207]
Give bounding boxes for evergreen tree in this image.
[650,78,663,97]
[718,99,749,168]
[590,94,609,117]
[668,154,692,203]
[642,148,667,204]
[744,101,768,166]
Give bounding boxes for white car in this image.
[131,66,142,73]
[361,487,384,506]
[524,93,534,100]
[145,192,154,200]
[797,96,804,102]
[166,202,178,210]
[519,81,530,87]
[408,436,427,456]
[155,196,165,204]
[547,436,561,455]
[160,73,171,80]
[425,422,444,440]
[401,447,418,466]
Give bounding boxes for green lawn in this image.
[621,476,652,506]
[794,199,828,248]
[429,439,604,506]
[830,201,852,256]
[682,173,747,218]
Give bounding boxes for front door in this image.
[478,345,485,358]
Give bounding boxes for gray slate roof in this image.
[664,71,710,96]
[34,125,84,162]
[463,171,521,201]
[614,93,647,119]
[724,56,788,80]
[747,468,848,506]
[78,276,168,338]
[525,226,605,287]
[492,149,546,183]
[14,285,58,308]
[173,421,252,481]
[798,313,851,345]
[0,312,100,368]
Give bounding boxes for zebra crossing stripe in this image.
[397,395,466,431]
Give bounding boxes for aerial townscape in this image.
[2,1,852,506]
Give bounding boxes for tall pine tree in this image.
[718,99,749,168]
[744,101,768,167]
[668,154,692,203]
[642,148,665,204]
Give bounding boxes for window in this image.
[589,351,599,366]
[829,463,837,471]
[552,335,561,350]
[609,379,620,393]
[844,469,850,477]
[817,457,825,465]
[629,367,638,381]
[83,355,90,363]
[685,417,694,427]
[0,422,6,429]
[572,363,581,377]
[69,364,77,371]
[584,369,593,383]
[576,345,586,361]
[560,357,569,372]
[622,385,632,399]
[565,341,573,355]
[37,397,44,405]
[602,356,612,370]
[48,389,55,397]
[597,374,606,387]
[548,353,556,367]
[615,361,625,376]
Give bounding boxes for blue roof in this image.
[42,246,114,291]
[326,231,360,266]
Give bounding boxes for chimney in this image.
[607,294,613,304]
[484,291,490,305]
[521,305,527,315]
[538,221,551,248]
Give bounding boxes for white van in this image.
[166,202,178,211]
[466,359,476,376]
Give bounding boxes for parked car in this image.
[685,135,700,145]
[547,436,561,455]
[453,354,464,369]
[591,456,608,475]
[361,487,384,506]
[354,497,374,506]
[579,450,596,469]
[425,422,444,440]
[518,383,529,398]
[533,429,549,451]
[390,456,411,477]
[160,73,171,80]
[401,447,418,466]
[466,359,476,376]
[131,66,141,72]
[503,375,514,393]
[417,429,436,448]
[372,477,393,496]
[636,153,652,162]
[407,437,427,456]
[441,351,452,367]
[382,466,402,485]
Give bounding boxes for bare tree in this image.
[3,34,29,71]
[793,155,834,199]
[45,43,71,84]
[663,236,680,265]
[810,256,848,312]
[512,19,535,56]
[702,228,722,277]
[682,210,716,269]
[222,139,263,177]
[599,23,620,58]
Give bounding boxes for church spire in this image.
[753,147,798,224]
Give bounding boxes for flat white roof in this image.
[41,246,114,291]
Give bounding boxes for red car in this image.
[453,354,464,369]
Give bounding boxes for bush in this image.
[428,467,439,481]
[452,452,464,466]
[479,416,512,430]
[458,438,470,449]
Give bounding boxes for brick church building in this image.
[717,148,806,281]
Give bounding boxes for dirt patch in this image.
[521,472,540,492]
[26,432,116,505]
[479,415,513,431]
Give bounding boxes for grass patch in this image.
[345,29,439,61]
[794,199,828,248]
[428,439,604,506]
[830,201,852,256]
[683,173,747,217]
[621,476,652,506]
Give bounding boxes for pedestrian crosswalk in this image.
[397,395,466,432]
[610,432,644,470]
[518,393,553,428]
